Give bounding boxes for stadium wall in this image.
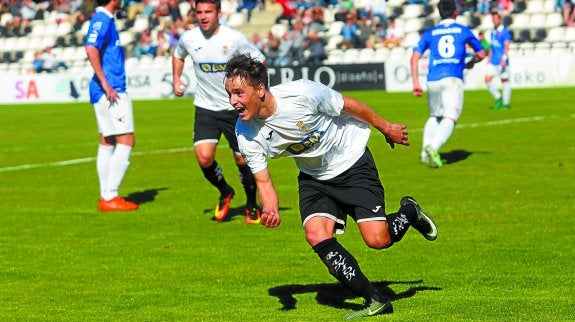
[1,54,574,104]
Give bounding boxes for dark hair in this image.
[437,0,456,19]
[195,0,221,11]
[97,0,112,6]
[225,54,268,90]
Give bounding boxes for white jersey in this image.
[174,25,265,112]
[236,79,371,180]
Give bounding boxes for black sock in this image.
[312,238,379,301]
[386,204,416,244]
[201,162,231,195]
[238,164,257,207]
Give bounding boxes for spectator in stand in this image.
[41,46,68,72]
[305,32,325,65]
[131,28,156,58]
[182,5,197,28]
[339,12,359,49]
[357,15,372,48]
[365,0,387,26]
[52,0,73,23]
[33,50,44,73]
[274,0,297,24]
[497,0,512,14]
[236,0,257,23]
[155,0,171,22]
[274,31,293,66]
[563,0,575,26]
[127,0,144,20]
[478,30,490,52]
[165,22,181,52]
[168,0,183,26]
[288,19,306,65]
[265,32,282,66]
[555,0,565,14]
[154,27,171,56]
[20,0,38,25]
[383,17,403,48]
[251,32,267,52]
[365,22,386,48]
[297,0,319,10]
[457,0,476,15]
[70,0,96,30]
[476,0,491,15]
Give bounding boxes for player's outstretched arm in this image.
[254,169,281,228]
[342,96,409,148]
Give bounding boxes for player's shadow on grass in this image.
[441,149,473,165]
[268,280,441,311]
[203,206,292,222]
[125,188,168,205]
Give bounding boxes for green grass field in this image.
[1,87,573,321]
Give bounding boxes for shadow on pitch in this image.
[268,280,441,311]
[125,188,168,205]
[440,149,474,165]
[202,205,292,222]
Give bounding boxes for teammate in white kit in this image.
[224,54,438,319]
[410,0,486,168]
[172,0,265,223]
[85,0,138,211]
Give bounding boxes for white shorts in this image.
[93,92,135,137]
[427,77,464,121]
[485,63,510,80]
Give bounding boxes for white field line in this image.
[1,114,573,173]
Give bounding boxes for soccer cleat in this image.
[214,189,235,221]
[98,196,138,211]
[420,155,430,166]
[424,145,443,168]
[343,297,392,320]
[400,196,437,241]
[245,207,261,224]
[491,98,503,110]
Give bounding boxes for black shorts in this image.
[194,107,240,153]
[298,148,386,234]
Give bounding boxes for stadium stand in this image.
[1,0,574,72]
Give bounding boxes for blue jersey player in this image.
[410,0,485,168]
[85,0,138,211]
[485,11,512,110]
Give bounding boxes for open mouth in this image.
[236,106,246,114]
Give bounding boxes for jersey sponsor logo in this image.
[199,63,227,73]
[286,130,324,155]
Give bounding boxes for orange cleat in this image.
[98,196,139,211]
[214,190,234,221]
[245,207,261,224]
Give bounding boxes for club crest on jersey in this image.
[296,121,311,133]
[222,46,229,56]
[286,130,324,155]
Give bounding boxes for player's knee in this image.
[305,231,332,247]
[364,234,392,249]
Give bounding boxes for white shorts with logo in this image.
[93,92,134,137]
[427,77,464,121]
[485,63,510,80]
